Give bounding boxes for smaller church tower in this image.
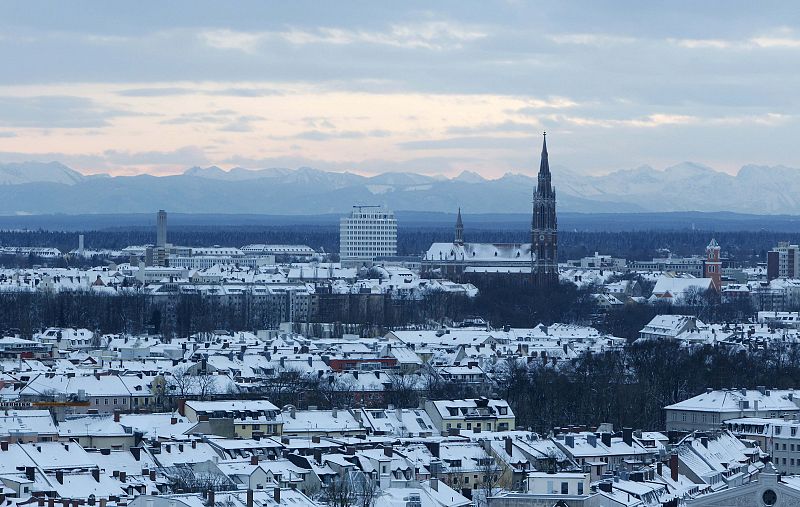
[455,208,464,245]
[705,238,722,291]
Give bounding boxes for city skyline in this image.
[1,1,799,178]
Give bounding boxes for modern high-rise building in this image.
[767,242,800,281]
[150,209,169,267]
[339,205,397,266]
[531,133,558,287]
[156,209,167,247]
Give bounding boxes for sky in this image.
[1,1,799,178]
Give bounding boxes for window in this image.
[578,482,584,495]
[561,482,569,494]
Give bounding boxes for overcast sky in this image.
[1,1,799,177]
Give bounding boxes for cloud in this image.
[558,112,791,129]
[117,86,284,98]
[197,21,486,55]
[199,29,266,54]
[219,115,264,133]
[292,129,391,141]
[100,146,210,166]
[446,121,539,135]
[751,36,800,49]
[160,110,239,125]
[398,136,532,151]
[549,33,636,46]
[0,132,17,138]
[668,38,734,49]
[0,96,138,128]
[280,21,487,50]
[117,87,196,97]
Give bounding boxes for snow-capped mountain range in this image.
[0,161,795,215]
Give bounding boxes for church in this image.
[421,134,558,285]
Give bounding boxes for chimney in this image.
[601,433,612,447]
[701,436,709,448]
[430,478,439,491]
[587,434,597,448]
[598,480,612,493]
[565,435,574,448]
[150,470,156,481]
[657,462,663,476]
[119,471,126,483]
[504,437,513,456]
[0,441,7,451]
[171,417,178,425]
[623,428,633,447]
[92,468,100,482]
[25,466,35,481]
[100,500,106,507]
[312,435,321,444]
[192,440,197,449]
[56,470,64,484]
[246,489,253,507]
[250,455,258,466]
[313,449,322,464]
[273,487,281,504]
[206,489,215,507]
[383,445,392,457]
[131,447,141,461]
[670,453,679,482]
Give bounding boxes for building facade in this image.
[768,242,800,281]
[339,205,397,266]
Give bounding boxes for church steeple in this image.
[532,132,558,288]
[540,132,549,175]
[455,207,464,245]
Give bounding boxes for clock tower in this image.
[532,133,558,287]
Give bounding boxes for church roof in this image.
[424,242,532,263]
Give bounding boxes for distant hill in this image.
[0,160,797,215]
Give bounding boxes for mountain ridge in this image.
[0,161,796,215]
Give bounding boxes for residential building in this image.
[664,387,800,432]
[425,398,515,434]
[768,242,800,281]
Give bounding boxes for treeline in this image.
[0,227,796,263]
[0,279,757,340]
[0,290,475,339]
[495,340,800,432]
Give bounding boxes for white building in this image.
[339,206,397,266]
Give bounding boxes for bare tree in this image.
[385,370,420,409]
[475,446,504,507]
[352,471,379,507]
[321,475,357,507]
[196,373,221,400]
[167,364,198,398]
[163,464,233,493]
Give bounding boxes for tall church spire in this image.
[455,207,464,245]
[540,132,549,174]
[532,132,558,288]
